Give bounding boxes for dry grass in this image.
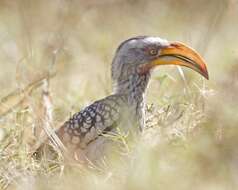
[0,0,238,189]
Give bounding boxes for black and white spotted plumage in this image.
[56,95,128,160]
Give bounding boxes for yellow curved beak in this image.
[143,42,209,79]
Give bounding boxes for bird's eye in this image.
[148,49,158,56]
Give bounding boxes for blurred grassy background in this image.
[0,0,238,189]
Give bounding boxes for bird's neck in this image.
[113,73,151,130]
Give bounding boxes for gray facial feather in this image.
[112,36,169,88]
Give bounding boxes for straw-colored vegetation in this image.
[0,0,238,189]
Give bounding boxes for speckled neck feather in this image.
[113,71,151,130]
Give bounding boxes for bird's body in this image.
[56,72,150,161]
[37,36,208,163]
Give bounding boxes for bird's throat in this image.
[113,73,151,130]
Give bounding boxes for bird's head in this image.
[112,36,209,85]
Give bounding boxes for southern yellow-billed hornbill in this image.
[40,36,209,162]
